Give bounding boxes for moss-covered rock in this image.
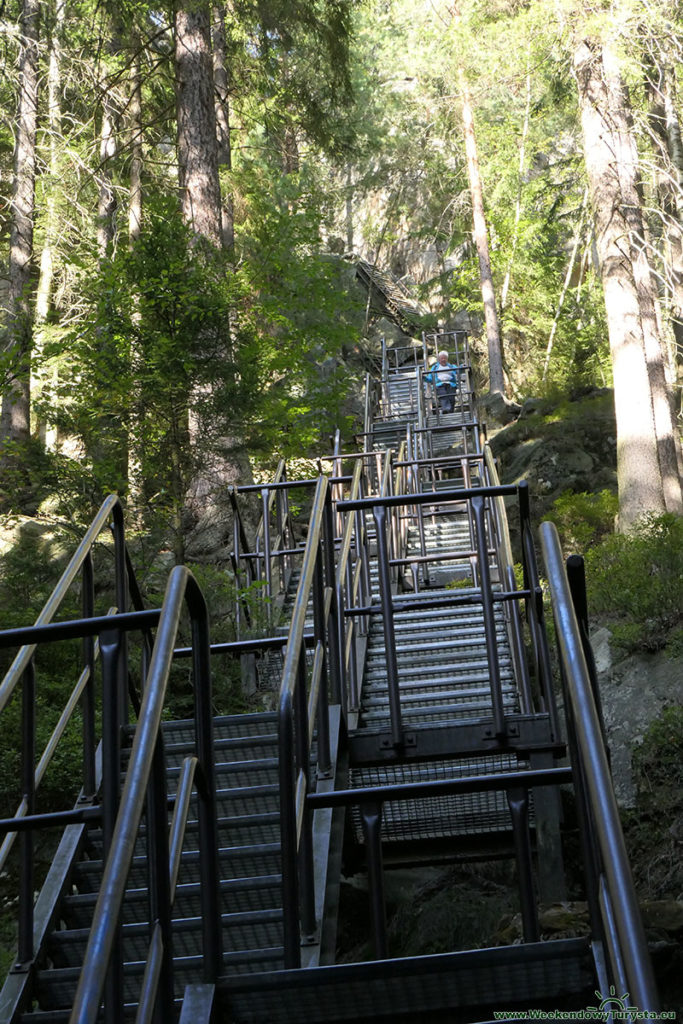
[489,389,617,519]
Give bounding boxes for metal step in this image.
[215,938,594,1023]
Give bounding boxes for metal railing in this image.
[0,497,154,981]
[229,460,301,629]
[540,521,659,1014]
[337,480,554,744]
[69,566,222,1024]
[277,476,341,967]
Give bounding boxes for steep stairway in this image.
[0,330,661,1023]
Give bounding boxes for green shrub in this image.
[624,704,683,900]
[585,513,683,654]
[545,488,618,552]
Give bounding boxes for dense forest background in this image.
[1,0,682,547]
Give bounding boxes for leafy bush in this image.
[585,514,683,654]
[545,488,618,552]
[624,704,683,900]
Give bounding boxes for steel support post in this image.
[17,659,35,968]
[506,786,539,942]
[471,497,505,737]
[361,802,388,959]
[372,505,403,748]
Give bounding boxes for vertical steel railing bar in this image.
[111,505,129,728]
[262,489,272,621]
[372,505,403,748]
[82,551,97,798]
[520,485,559,739]
[506,787,539,942]
[100,627,124,1024]
[566,554,609,750]
[312,552,331,774]
[323,491,344,709]
[361,802,388,959]
[471,497,505,737]
[189,584,222,985]
[17,659,35,967]
[506,565,534,715]
[295,647,317,941]
[146,729,174,1023]
[279,693,300,968]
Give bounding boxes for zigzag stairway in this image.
[0,330,660,1022]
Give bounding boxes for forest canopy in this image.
[0,0,682,539]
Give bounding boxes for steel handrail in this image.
[278,476,335,967]
[70,566,221,1024]
[540,521,659,1013]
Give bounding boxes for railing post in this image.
[372,505,403,748]
[147,735,174,1023]
[361,802,388,959]
[313,551,331,774]
[295,643,317,942]
[17,658,35,968]
[279,693,301,969]
[471,496,505,737]
[566,554,607,749]
[323,490,344,708]
[81,551,97,800]
[262,488,273,622]
[190,589,223,983]
[99,627,124,1024]
[276,488,285,592]
[506,786,539,942]
[111,506,129,727]
[520,484,559,740]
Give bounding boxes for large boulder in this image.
[489,389,617,517]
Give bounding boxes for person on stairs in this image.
[426,350,459,414]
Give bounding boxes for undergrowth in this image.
[584,513,683,655]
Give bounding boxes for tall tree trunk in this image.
[175,4,222,247]
[574,39,683,529]
[1,0,40,447]
[211,5,235,254]
[459,69,506,396]
[34,0,65,448]
[174,2,252,555]
[127,45,145,512]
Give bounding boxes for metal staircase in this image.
[0,330,660,1022]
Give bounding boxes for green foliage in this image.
[624,704,683,900]
[234,162,365,460]
[41,198,254,532]
[545,489,618,551]
[585,514,683,654]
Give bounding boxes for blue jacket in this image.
[426,361,459,387]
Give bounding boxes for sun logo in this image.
[586,986,638,1019]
